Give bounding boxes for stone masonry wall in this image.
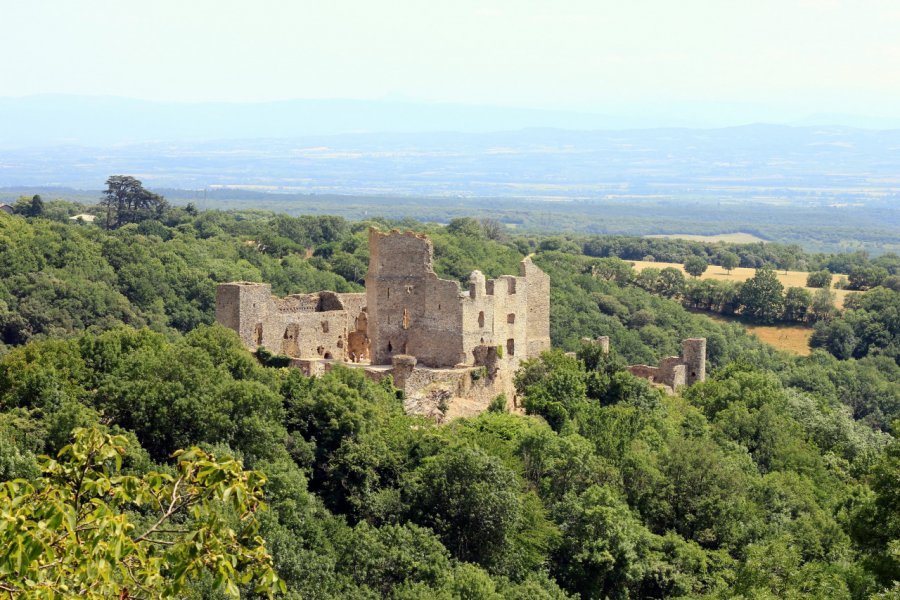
[365,229,465,367]
[621,338,706,391]
[215,282,367,361]
[682,338,707,386]
[521,257,551,358]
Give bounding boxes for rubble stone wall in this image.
[215,282,367,361]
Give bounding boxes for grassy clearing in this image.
[699,311,813,355]
[629,260,855,308]
[645,232,769,244]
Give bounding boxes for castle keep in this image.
[365,229,550,367]
[216,228,551,418]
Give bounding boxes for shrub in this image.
[256,346,291,368]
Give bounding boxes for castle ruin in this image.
[216,227,706,418]
[625,338,706,390]
[216,228,551,418]
[576,335,706,393]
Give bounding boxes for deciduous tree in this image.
[806,270,832,289]
[782,287,812,322]
[684,256,708,279]
[720,252,739,274]
[739,267,784,323]
[0,427,282,598]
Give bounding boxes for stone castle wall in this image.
[215,283,368,361]
[366,229,465,367]
[293,351,517,422]
[682,338,707,386]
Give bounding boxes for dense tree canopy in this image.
[1,195,899,597]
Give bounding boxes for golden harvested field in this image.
[700,311,813,355]
[629,260,855,308]
[645,232,768,244]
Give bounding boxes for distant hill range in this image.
[0,95,650,148]
[2,95,900,149]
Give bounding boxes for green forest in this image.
[1,188,899,598]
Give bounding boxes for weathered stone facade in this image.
[216,227,551,418]
[215,285,368,361]
[366,228,549,368]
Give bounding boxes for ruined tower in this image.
[215,282,275,349]
[682,338,707,386]
[365,229,465,367]
[521,257,551,358]
[364,228,551,369]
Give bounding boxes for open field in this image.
[629,260,855,308]
[698,311,813,355]
[645,232,768,244]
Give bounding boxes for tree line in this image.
[580,234,900,284]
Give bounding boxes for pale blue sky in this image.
[3,0,900,121]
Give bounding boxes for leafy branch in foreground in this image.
[0,427,283,599]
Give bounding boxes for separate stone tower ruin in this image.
[625,337,707,391]
[576,335,706,393]
[682,338,706,386]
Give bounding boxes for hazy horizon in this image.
[3,94,900,150]
[4,1,900,131]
